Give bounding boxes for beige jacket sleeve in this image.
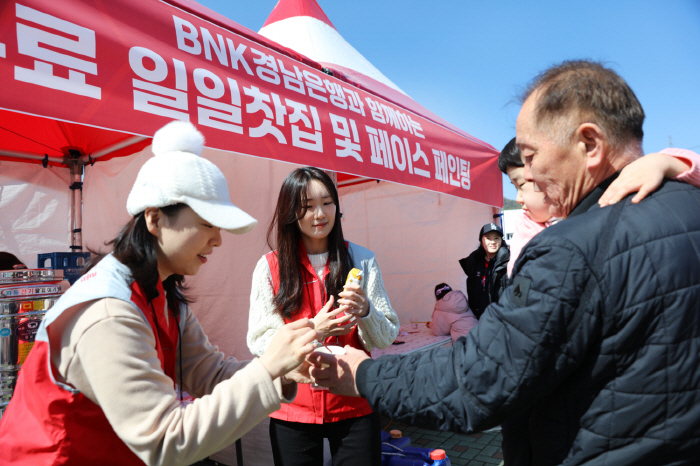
[54,298,295,466]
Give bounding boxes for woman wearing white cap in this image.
[0,121,320,466]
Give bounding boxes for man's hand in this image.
[308,346,370,397]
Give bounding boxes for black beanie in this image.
[434,283,452,301]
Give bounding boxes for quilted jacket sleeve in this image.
[359,234,603,433]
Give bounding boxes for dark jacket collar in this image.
[568,172,619,219]
[493,245,510,270]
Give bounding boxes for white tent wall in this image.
[339,181,495,325]
[0,160,72,268]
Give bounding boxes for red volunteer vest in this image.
[265,243,373,424]
[0,279,180,465]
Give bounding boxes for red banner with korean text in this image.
[0,0,502,205]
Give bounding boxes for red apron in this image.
[265,243,373,424]
[0,275,180,465]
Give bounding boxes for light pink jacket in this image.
[431,290,478,342]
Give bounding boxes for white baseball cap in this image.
[126,121,257,234]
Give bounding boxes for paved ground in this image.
[194,419,503,466]
[381,416,504,466]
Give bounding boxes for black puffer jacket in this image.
[358,179,700,465]
[459,245,509,319]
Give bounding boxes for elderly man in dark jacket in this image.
[310,60,700,466]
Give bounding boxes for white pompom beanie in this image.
[126,121,257,234]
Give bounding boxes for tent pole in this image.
[70,175,76,250]
[62,151,85,252]
[73,168,83,251]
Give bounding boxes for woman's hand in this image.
[258,318,320,380]
[284,362,314,384]
[338,283,370,318]
[599,152,691,207]
[312,296,356,339]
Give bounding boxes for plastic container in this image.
[386,447,429,466]
[430,449,451,466]
[381,430,412,466]
[37,252,90,285]
[388,458,429,466]
[381,429,412,449]
[384,446,451,466]
[389,430,411,448]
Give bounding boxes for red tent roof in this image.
[0,0,501,205]
[262,0,335,30]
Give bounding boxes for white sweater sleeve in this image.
[247,256,285,357]
[355,257,400,351]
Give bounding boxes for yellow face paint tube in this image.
[343,268,363,320]
[345,268,362,287]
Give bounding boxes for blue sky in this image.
[196,0,700,200]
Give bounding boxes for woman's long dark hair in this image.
[85,203,192,314]
[267,167,351,318]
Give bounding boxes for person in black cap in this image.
[457,223,510,319]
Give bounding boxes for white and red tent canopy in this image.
[0,0,501,205]
[0,4,500,462]
[259,0,408,96]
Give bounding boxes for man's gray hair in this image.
[521,60,645,152]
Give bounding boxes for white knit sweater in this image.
[247,251,400,356]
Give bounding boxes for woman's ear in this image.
[144,207,162,237]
